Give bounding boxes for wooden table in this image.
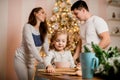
[35,69,102,80]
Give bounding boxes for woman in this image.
[14,7,49,80]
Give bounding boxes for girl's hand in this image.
[46,65,55,73]
[76,63,81,67]
[75,62,82,76]
[76,62,81,70]
[76,70,82,76]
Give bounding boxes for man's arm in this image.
[73,39,82,62]
[98,31,111,49]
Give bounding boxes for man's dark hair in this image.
[71,0,89,11]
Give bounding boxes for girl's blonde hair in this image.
[49,29,70,50]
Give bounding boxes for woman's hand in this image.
[46,65,55,73]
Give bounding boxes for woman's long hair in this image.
[28,7,48,43]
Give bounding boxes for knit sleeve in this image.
[23,24,43,62]
[67,51,76,68]
[44,51,54,67]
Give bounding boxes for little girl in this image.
[44,30,81,75]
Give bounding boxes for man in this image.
[71,0,111,62]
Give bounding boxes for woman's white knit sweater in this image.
[15,24,49,68]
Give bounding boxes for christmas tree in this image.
[47,0,80,54]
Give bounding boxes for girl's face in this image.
[53,34,67,51]
[35,9,46,22]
